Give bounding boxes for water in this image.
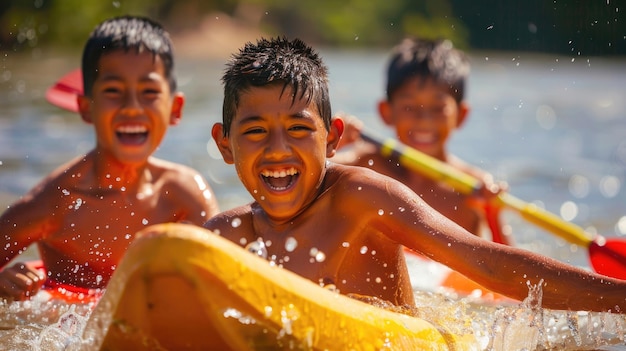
[1,48,626,349]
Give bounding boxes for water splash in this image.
[245,238,268,259]
[0,269,624,350]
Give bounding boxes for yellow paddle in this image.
[360,133,626,279]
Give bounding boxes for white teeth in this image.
[411,132,435,143]
[261,167,298,178]
[117,125,147,133]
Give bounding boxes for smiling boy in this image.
[206,37,626,312]
[0,16,220,301]
[335,38,509,244]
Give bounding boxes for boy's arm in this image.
[346,168,626,313]
[0,191,52,266]
[0,187,55,300]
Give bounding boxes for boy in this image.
[335,38,510,244]
[0,16,220,301]
[206,37,626,312]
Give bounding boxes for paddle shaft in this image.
[360,133,593,248]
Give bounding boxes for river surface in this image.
[1,48,625,349]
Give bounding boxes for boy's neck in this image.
[91,151,151,191]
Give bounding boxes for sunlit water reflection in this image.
[1,48,625,349]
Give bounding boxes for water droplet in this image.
[285,237,298,252]
[600,175,620,198]
[341,242,350,248]
[142,218,149,225]
[560,201,578,221]
[360,246,368,254]
[231,217,242,228]
[568,175,589,198]
[378,209,384,216]
[245,239,268,259]
[616,216,626,235]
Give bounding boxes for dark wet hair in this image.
[220,36,331,136]
[386,37,469,103]
[81,15,176,96]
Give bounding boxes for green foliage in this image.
[1,0,623,55]
[1,0,166,50]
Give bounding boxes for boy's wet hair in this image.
[386,37,469,103]
[81,15,176,96]
[220,36,331,136]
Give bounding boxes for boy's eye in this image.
[242,127,265,135]
[103,87,122,94]
[142,87,162,96]
[289,125,311,131]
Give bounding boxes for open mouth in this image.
[260,167,299,191]
[408,131,437,145]
[116,125,148,145]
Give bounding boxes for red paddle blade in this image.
[45,69,83,112]
[589,238,626,280]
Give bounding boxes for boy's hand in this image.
[468,175,512,245]
[0,262,46,301]
[475,174,508,204]
[335,113,363,149]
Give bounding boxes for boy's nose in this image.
[265,133,291,159]
[121,93,142,115]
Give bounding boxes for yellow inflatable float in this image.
[81,223,476,350]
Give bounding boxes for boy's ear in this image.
[169,92,185,126]
[457,101,470,128]
[377,100,394,126]
[77,95,93,124]
[326,117,344,157]
[211,123,234,164]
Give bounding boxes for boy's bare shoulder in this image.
[334,141,405,180]
[204,203,254,237]
[326,162,405,192]
[148,157,209,189]
[28,154,94,194]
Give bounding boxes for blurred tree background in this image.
[0,0,624,55]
